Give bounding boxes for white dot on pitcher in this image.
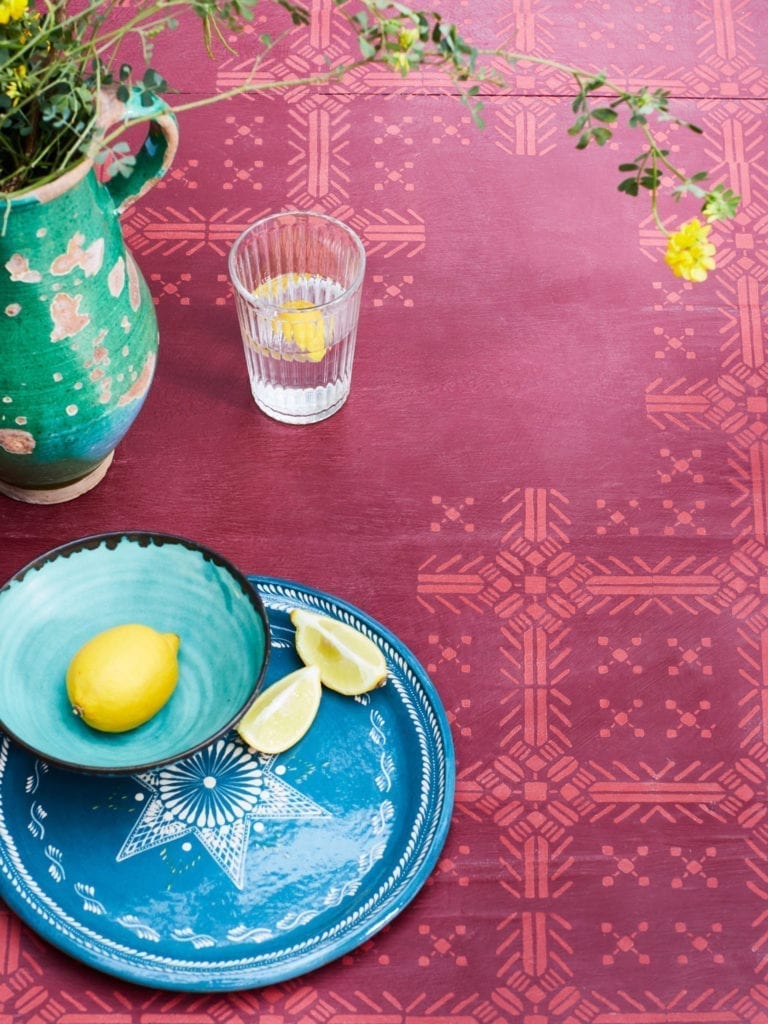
[65,404,78,416]
[134,793,145,802]
[182,842,192,852]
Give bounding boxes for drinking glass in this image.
[228,211,366,424]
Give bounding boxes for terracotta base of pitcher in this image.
[0,452,114,505]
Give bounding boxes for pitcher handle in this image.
[96,87,179,215]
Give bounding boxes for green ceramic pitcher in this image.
[0,89,178,504]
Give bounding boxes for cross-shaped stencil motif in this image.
[417,465,768,1011]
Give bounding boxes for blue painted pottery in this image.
[0,533,270,772]
[0,577,454,989]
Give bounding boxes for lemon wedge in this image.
[236,665,322,753]
[290,609,388,696]
[277,300,326,361]
[66,624,180,733]
[253,274,326,361]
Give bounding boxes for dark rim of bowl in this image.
[0,530,271,775]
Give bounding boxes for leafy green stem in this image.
[0,0,742,235]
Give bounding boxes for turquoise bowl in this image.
[0,533,270,773]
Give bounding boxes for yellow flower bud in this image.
[398,28,420,51]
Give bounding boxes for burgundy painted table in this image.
[1,1,767,1020]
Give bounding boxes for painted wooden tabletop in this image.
[0,0,767,1018]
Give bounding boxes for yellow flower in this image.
[664,218,717,283]
[392,51,411,74]
[5,65,27,105]
[398,28,420,50]
[390,27,420,74]
[0,0,28,24]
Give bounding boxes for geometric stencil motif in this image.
[2,0,767,1016]
[419,472,767,1009]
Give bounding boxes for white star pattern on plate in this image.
[116,737,330,889]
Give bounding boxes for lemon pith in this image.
[290,609,388,696]
[66,624,181,733]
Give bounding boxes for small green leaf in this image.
[591,126,612,145]
[592,107,618,123]
[618,179,640,196]
[584,72,606,91]
[567,115,587,135]
[673,182,707,201]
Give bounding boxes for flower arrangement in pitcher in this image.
[0,0,739,280]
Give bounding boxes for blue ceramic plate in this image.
[0,533,270,773]
[0,577,455,990]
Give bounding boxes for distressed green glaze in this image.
[0,90,178,501]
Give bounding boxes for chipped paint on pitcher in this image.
[0,88,178,503]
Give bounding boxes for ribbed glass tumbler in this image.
[228,211,366,424]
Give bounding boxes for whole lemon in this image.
[66,624,181,733]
